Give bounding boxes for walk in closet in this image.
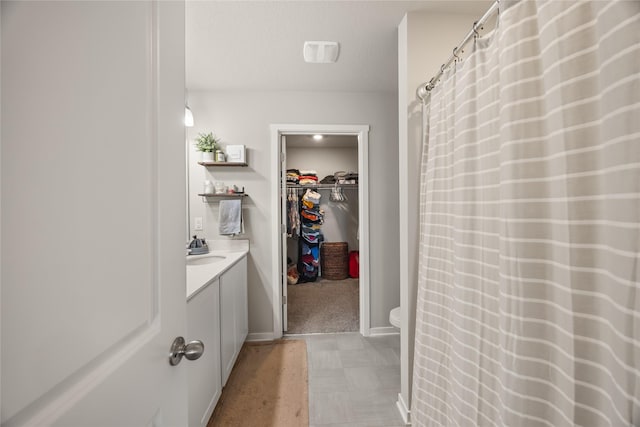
[283,134,360,334]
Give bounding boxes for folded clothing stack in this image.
[287,169,300,184]
[298,169,318,186]
[298,189,324,283]
[334,171,358,184]
[301,223,322,243]
[300,189,323,224]
[319,174,336,184]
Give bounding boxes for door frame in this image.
[270,124,370,338]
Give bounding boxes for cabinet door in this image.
[235,257,248,346]
[187,280,222,427]
[219,256,248,384]
[219,269,237,384]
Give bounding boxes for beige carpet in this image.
[286,278,359,334]
[208,340,308,427]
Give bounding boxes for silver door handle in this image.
[169,336,204,366]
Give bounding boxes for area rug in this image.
[207,340,308,427]
[287,278,359,334]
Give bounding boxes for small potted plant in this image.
[194,132,220,162]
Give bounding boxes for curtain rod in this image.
[416,0,500,101]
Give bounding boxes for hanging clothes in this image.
[298,188,324,283]
[286,187,300,237]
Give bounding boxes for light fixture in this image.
[184,105,194,127]
[303,41,340,63]
[313,134,323,141]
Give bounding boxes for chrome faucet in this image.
[187,235,209,255]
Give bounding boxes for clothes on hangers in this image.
[286,187,300,237]
[330,183,348,202]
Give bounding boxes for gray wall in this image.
[187,90,399,335]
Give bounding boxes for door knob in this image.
[169,336,205,366]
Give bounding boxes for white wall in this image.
[398,11,480,421]
[187,90,399,335]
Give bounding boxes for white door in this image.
[1,2,189,426]
[280,135,289,332]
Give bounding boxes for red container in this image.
[349,250,359,278]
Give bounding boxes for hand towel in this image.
[219,199,242,235]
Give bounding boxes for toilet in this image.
[389,306,401,329]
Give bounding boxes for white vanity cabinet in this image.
[186,252,248,427]
[219,256,248,384]
[187,278,222,427]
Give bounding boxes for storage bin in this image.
[320,242,348,280]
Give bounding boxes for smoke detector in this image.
[303,41,340,63]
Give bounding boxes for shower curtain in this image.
[412,1,640,426]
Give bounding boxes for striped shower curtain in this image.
[412,1,640,426]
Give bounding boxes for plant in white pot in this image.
[194,132,220,162]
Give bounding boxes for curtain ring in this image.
[473,21,480,38]
[453,47,459,62]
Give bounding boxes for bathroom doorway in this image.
[270,124,370,337]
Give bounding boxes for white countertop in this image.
[186,239,249,301]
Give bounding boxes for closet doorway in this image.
[270,124,370,337]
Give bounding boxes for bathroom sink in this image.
[187,255,226,266]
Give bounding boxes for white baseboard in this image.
[245,332,275,342]
[396,392,411,425]
[248,329,397,340]
[369,326,400,336]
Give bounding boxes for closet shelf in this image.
[198,161,248,167]
[286,183,358,189]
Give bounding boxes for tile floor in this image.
[288,332,406,427]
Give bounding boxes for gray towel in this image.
[218,199,243,235]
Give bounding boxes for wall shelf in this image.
[198,193,248,203]
[198,193,248,198]
[198,161,248,167]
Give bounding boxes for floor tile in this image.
[374,346,401,365]
[364,333,401,349]
[375,365,402,389]
[335,332,367,350]
[344,366,384,390]
[348,388,404,424]
[309,391,354,425]
[307,334,339,352]
[309,368,349,393]
[339,348,379,368]
[293,332,406,426]
[311,422,406,427]
[309,349,343,371]
[339,346,398,368]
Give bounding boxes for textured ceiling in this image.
[186,0,493,92]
